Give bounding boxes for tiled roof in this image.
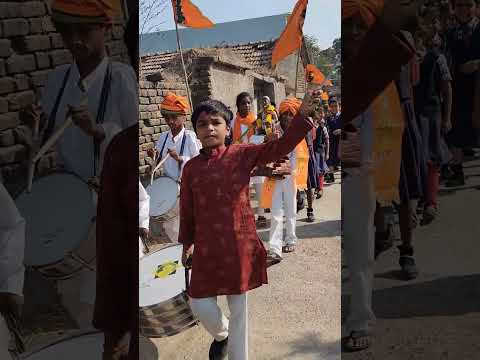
[140,14,288,54]
[140,40,278,76]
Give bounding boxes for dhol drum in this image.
[146,176,180,243]
[146,176,179,221]
[14,171,96,280]
[17,331,103,359]
[139,244,197,338]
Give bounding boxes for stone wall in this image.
[0,1,128,186]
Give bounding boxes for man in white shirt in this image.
[23,0,138,329]
[0,180,25,360]
[139,181,150,258]
[148,93,201,242]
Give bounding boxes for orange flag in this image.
[306,64,326,85]
[271,0,309,65]
[172,0,214,29]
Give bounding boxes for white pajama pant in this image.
[342,171,376,333]
[0,315,12,359]
[269,176,297,256]
[190,294,248,360]
[253,182,264,216]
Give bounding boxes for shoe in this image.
[209,337,228,360]
[398,245,418,280]
[445,165,465,187]
[265,208,271,213]
[420,205,437,226]
[306,208,315,223]
[315,189,323,199]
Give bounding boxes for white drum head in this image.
[139,245,186,307]
[146,177,179,217]
[15,173,95,267]
[250,135,265,145]
[20,331,103,359]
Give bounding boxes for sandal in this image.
[342,330,371,352]
[256,216,268,228]
[266,250,282,267]
[315,189,323,199]
[282,244,296,253]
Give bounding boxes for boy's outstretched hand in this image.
[299,85,322,118]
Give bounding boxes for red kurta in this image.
[178,114,313,298]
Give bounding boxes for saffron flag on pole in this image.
[172,0,214,29]
[271,0,309,66]
[306,64,326,85]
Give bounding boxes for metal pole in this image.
[294,49,300,98]
[173,6,193,110]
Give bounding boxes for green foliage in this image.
[304,35,341,80]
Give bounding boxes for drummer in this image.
[148,93,201,242]
[0,180,26,359]
[22,0,138,328]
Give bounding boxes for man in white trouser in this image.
[139,181,150,258]
[0,181,26,360]
[342,112,376,347]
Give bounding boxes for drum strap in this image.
[42,67,72,146]
[93,62,112,176]
[159,130,187,169]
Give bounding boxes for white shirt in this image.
[0,183,25,296]
[155,127,201,181]
[41,56,138,181]
[139,181,150,230]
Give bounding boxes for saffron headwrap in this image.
[342,0,384,28]
[279,98,302,116]
[161,92,190,115]
[51,0,120,24]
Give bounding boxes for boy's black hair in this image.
[191,100,233,131]
[236,92,253,108]
[328,98,338,105]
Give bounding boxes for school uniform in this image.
[178,113,314,360]
[0,183,25,359]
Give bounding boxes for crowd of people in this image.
[342,0,479,352]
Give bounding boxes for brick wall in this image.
[0,1,129,186]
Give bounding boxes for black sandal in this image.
[282,244,296,253]
[306,208,315,223]
[266,250,282,267]
[256,216,268,228]
[342,330,371,352]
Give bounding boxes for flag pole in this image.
[172,6,193,110]
[294,49,300,98]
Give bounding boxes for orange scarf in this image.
[260,139,309,209]
[233,112,256,143]
[161,92,189,115]
[371,82,405,205]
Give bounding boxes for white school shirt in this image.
[41,56,138,181]
[155,127,201,181]
[0,183,25,296]
[139,181,150,230]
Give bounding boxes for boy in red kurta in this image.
[179,91,320,360]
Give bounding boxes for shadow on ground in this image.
[342,274,480,322]
[268,332,340,360]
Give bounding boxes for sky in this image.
[144,0,340,50]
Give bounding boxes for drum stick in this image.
[32,115,73,163]
[5,313,25,354]
[26,109,40,193]
[140,235,150,253]
[150,153,170,185]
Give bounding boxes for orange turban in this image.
[279,98,302,116]
[342,0,384,28]
[161,93,190,115]
[51,0,120,24]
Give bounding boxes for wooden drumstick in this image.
[150,153,170,185]
[32,115,73,163]
[26,106,41,193]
